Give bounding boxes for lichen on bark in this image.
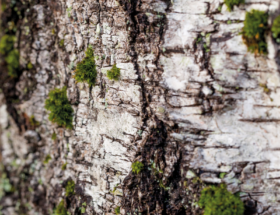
[1,0,280,214]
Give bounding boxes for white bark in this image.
[1,0,280,214]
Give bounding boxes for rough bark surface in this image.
[1,0,280,214]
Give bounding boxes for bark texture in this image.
[1,0,280,214]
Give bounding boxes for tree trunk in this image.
[0,0,280,214]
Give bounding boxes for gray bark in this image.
[0,0,280,214]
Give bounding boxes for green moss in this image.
[272,15,280,42]
[259,83,270,93]
[107,64,121,81]
[28,187,33,192]
[0,172,13,199]
[224,0,244,11]
[73,47,97,86]
[219,172,226,179]
[159,180,170,191]
[65,180,75,197]
[0,35,15,55]
[1,2,6,11]
[51,132,57,140]
[150,160,163,175]
[80,202,86,213]
[45,87,73,129]
[131,161,144,174]
[192,177,202,184]
[241,10,268,54]
[59,39,64,47]
[5,49,19,77]
[114,206,120,215]
[61,162,67,170]
[27,62,33,70]
[38,179,43,185]
[54,200,68,215]
[111,183,119,194]
[66,7,72,18]
[0,35,19,77]
[43,154,51,164]
[30,115,40,127]
[199,184,244,215]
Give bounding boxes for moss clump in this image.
[1,3,6,12]
[65,180,75,197]
[0,35,15,55]
[51,132,57,140]
[5,50,19,77]
[73,47,97,86]
[0,35,19,77]
[192,177,202,184]
[0,172,13,199]
[107,64,121,81]
[199,184,244,215]
[259,83,270,93]
[272,15,280,43]
[45,87,73,129]
[43,154,51,164]
[61,162,67,170]
[27,62,33,70]
[59,39,64,47]
[66,7,72,18]
[30,115,40,127]
[241,10,268,54]
[54,200,68,215]
[224,0,244,11]
[219,172,226,179]
[131,161,144,174]
[114,206,120,215]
